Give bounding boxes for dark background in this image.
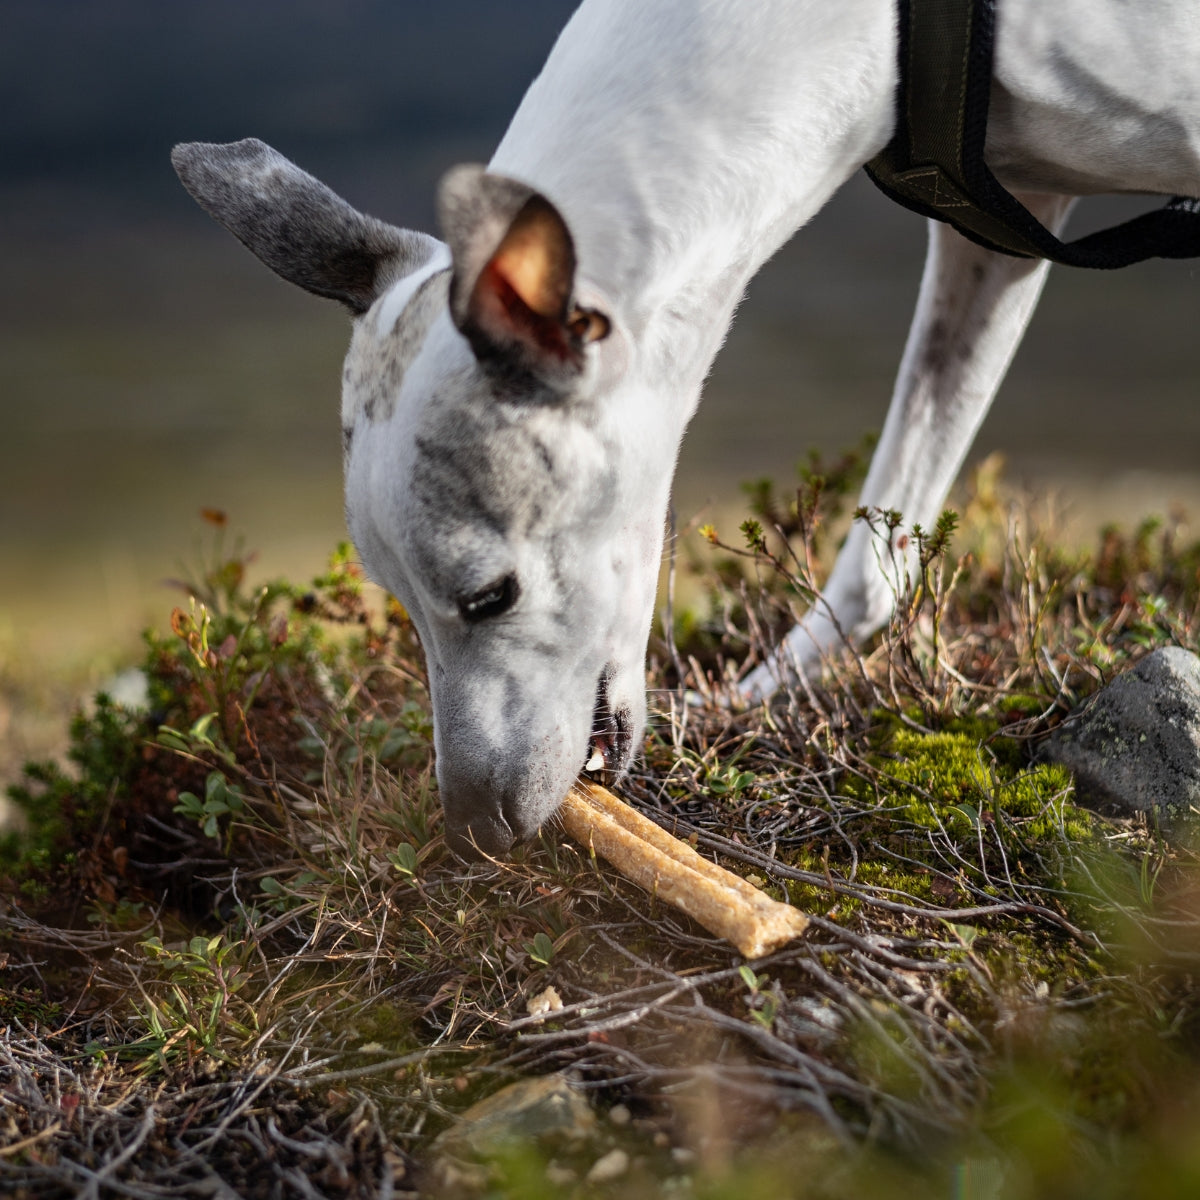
[3,0,1199,679]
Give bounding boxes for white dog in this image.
[173,0,1200,856]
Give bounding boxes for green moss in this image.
[779,851,940,919]
[344,998,423,1054]
[844,717,1092,846]
[983,928,1102,992]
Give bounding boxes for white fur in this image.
[475,0,1200,702]
[367,0,1200,825]
[176,0,1200,853]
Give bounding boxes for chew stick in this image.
[560,780,808,958]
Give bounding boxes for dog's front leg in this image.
[738,192,1075,702]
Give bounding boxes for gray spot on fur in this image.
[410,402,550,549]
[344,270,451,426]
[920,316,952,374]
[405,392,617,599]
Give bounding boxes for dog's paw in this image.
[732,626,829,706]
[732,659,787,707]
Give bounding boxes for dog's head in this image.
[173,140,673,857]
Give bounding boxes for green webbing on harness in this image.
[864,0,1200,267]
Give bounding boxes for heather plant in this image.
[2,475,1199,1197]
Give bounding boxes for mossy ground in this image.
[3,469,1200,1198]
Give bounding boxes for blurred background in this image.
[3,0,1200,766]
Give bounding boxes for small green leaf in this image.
[173,792,202,818]
[157,727,189,752]
[752,993,779,1030]
[190,712,219,744]
[389,843,419,877]
[525,931,555,965]
[740,517,767,553]
[950,804,981,831]
[945,921,979,949]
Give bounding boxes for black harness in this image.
[864,0,1200,267]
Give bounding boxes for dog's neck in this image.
[491,0,896,393]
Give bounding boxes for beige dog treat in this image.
[560,780,808,958]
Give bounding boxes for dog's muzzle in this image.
[438,665,635,862]
[442,788,516,860]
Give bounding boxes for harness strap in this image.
[864,0,1200,268]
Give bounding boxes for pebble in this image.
[431,1073,595,1167]
[586,1148,630,1183]
[526,986,564,1017]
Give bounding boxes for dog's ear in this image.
[438,165,610,390]
[172,139,438,314]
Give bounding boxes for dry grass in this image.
[3,475,1200,1196]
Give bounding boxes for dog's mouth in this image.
[583,667,632,782]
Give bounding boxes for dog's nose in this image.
[439,772,517,860]
[444,809,516,860]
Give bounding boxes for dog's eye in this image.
[458,574,519,622]
[568,307,611,344]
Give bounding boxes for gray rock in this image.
[1043,646,1200,826]
[430,1073,596,1193]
